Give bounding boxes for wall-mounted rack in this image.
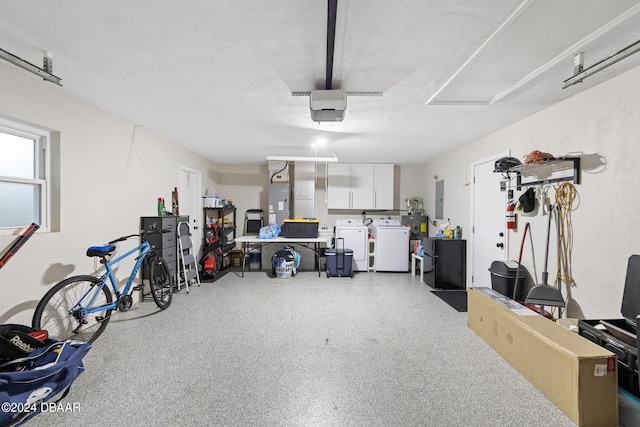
[506,157,581,189]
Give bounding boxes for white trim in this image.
[0,119,52,234]
[426,0,535,105]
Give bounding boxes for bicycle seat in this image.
[86,244,116,258]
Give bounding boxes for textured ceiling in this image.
[1,0,640,165]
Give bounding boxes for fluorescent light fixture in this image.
[267,155,338,162]
[291,92,383,96]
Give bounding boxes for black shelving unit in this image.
[203,206,236,276]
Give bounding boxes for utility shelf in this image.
[506,156,581,189]
[202,205,237,275]
[368,238,375,272]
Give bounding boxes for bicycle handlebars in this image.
[108,228,171,245]
[141,227,172,236]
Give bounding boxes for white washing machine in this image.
[334,219,369,272]
[370,219,410,272]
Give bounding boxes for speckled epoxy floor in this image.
[27,271,576,426]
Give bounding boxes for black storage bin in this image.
[281,220,319,238]
[489,260,526,300]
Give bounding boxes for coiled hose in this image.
[555,182,579,288]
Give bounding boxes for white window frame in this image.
[0,117,51,234]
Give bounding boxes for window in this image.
[0,118,53,231]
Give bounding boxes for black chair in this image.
[244,209,264,235]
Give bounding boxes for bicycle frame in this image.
[73,240,151,317]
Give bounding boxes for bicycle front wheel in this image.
[33,275,113,344]
[149,256,172,309]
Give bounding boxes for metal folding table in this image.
[234,235,331,277]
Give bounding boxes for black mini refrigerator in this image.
[578,255,640,396]
[422,238,466,289]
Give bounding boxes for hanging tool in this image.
[524,205,565,316]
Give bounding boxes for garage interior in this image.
[2,1,640,426]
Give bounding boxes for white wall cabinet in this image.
[327,163,394,210]
[373,163,394,210]
[326,163,352,209]
[349,163,375,209]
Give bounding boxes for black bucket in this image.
[489,261,527,300]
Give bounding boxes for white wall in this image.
[0,63,220,324]
[421,65,640,319]
[214,164,267,233]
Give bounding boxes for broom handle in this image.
[518,223,529,261]
[541,207,554,285]
[513,222,530,300]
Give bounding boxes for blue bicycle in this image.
[32,228,172,343]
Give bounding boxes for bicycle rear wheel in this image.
[32,275,113,344]
[149,256,172,309]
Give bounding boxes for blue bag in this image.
[259,223,281,239]
[0,338,91,426]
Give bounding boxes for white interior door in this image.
[178,166,202,258]
[471,153,508,287]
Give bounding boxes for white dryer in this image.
[370,219,410,272]
[334,219,369,272]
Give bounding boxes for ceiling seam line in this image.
[489,1,640,104]
[424,0,536,105]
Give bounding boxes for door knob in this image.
[496,243,504,249]
[499,232,504,237]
